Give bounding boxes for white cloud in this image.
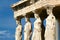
[0,30,15,38]
[0,30,8,35]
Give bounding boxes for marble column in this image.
[45,5,56,40]
[24,16,32,40]
[15,19,22,40]
[32,12,42,40]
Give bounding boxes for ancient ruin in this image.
[11,0,60,40]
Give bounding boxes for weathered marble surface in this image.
[15,25,22,40]
[45,13,56,40]
[24,21,32,40]
[32,18,42,40]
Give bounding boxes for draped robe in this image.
[45,14,56,40]
[32,18,42,40]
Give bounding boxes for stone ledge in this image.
[13,0,60,19]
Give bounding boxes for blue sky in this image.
[0,0,20,40]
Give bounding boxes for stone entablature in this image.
[11,0,60,19]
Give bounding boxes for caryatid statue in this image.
[45,5,56,40]
[24,16,32,40]
[32,12,42,40]
[15,19,22,40]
